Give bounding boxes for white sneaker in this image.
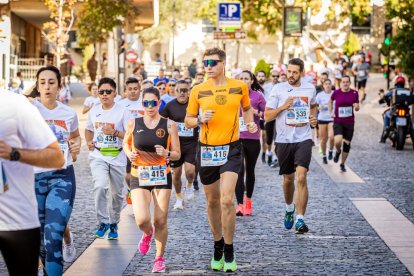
[38,266,44,276]
[173,198,184,210]
[62,231,77,262]
[185,186,194,201]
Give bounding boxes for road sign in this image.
[218,2,241,30]
[213,31,246,40]
[125,49,139,63]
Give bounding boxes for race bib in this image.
[338,106,353,118]
[59,142,69,169]
[0,162,8,195]
[285,97,310,125]
[95,133,119,149]
[239,117,247,132]
[138,165,167,186]
[177,123,194,137]
[358,70,366,77]
[200,145,229,167]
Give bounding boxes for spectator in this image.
[87,53,98,81]
[154,69,169,85]
[188,58,197,79]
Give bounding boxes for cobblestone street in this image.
[1,74,413,275]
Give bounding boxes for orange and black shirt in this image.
[187,77,251,146]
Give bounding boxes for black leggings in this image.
[0,228,40,276]
[236,139,261,204]
[265,120,276,146]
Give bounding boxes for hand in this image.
[200,110,215,123]
[87,140,95,151]
[252,108,259,117]
[128,151,139,162]
[69,140,81,156]
[246,122,258,133]
[330,112,336,118]
[310,115,317,128]
[154,145,167,157]
[319,104,324,110]
[102,124,115,135]
[282,97,294,110]
[0,140,12,160]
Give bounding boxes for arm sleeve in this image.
[265,86,279,109]
[241,83,251,109]
[186,87,199,116]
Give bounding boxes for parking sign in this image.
[218,2,241,30]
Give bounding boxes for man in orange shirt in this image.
[185,47,257,272]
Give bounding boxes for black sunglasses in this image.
[272,75,279,78]
[98,89,113,95]
[177,88,189,94]
[169,84,176,87]
[203,59,222,67]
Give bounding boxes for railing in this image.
[15,56,69,80]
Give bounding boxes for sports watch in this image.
[10,147,21,161]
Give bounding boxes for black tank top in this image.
[132,117,170,167]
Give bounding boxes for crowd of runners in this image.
[0,46,370,275]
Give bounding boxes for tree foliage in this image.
[254,59,271,77]
[386,0,414,77]
[342,32,361,56]
[76,0,137,46]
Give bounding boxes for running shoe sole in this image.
[211,257,224,271]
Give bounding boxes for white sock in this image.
[285,203,294,212]
[296,214,304,223]
[266,150,272,156]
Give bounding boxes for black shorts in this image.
[126,158,131,174]
[265,120,276,145]
[357,79,367,89]
[198,141,242,185]
[318,120,333,125]
[130,172,172,191]
[259,119,265,130]
[170,140,197,168]
[333,122,355,141]
[275,139,313,175]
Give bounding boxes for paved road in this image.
[1,74,413,275]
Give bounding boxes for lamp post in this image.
[171,0,176,67]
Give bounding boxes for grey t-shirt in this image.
[355,63,370,81]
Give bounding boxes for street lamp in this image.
[171,0,176,67]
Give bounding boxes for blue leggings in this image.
[35,165,76,276]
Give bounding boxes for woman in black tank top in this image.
[123,87,180,273]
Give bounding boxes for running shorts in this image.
[170,140,197,168]
[318,120,333,125]
[333,122,355,141]
[130,172,172,191]
[265,120,276,145]
[275,139,313,175]
[357,79,367,89]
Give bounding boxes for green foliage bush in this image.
[254,59,271,77]
[343,32,361,57]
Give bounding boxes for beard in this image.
[258,80,265,85]
[288,77,300,86]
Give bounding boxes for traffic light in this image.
[384,22,392,46]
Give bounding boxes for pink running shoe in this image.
[235,204,244,216]
[244,196,252,216]
[138,226,154,255]
[152,256,166,273]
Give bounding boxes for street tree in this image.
[386,0,414,77]
[42,0,77,67]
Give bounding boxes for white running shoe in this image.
[38,266,44,276]
[62,231,77,262]
[173,198,184,210]
[186,186,194,201]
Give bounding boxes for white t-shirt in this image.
[84,96,100,108]
[115,94,122,102]
[32,101,79,173]
[263,82,277,101]
[86,103,130,166]
[0,92,56,231]
[266,81,316,143]
[316,91,334,122]
[118,97,143,119]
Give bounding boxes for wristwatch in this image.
[10,147,21,161]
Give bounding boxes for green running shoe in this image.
[284,205,295,230]
[223,257,237,272]
[210,256,224,271]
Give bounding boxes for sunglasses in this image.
[143,100,158,108]
[169,84,176,87]
[98,89,113,95]
[177,88,189,94]
[272,75,279,78]
[158,86,166,90]
[203,59,222,67]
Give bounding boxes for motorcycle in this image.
[379,87,414,150]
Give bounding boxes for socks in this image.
[296,214,304,223]
[286,203,294,212]
[176,193,182,199]
[213,238,224,261]
[186,182,193,188]
[224,243,234,262]
[266,150,272,156]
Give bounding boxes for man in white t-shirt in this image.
[85,78,130,240]
[118,77,143,190]
[264,58,317,234]
[0,92,64,276]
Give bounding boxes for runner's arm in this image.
[242,106,254,124]
[123,120,135,158]
[166,120,181,161]
[68,129,81,162]
[0,140,64,168]
[328,99,335,117]
[184,113,199,129]
[82,106,91,114]
[85,129,95,151]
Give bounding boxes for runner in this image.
[141,79,154,91]
[160,80,198,210]
[352,56,370,103]
[85,77,130,240]
[255,70,268,163]
[123,87,180,273]
[264,58,318,234]
[328,75,360,172]
[159,79,177,111]
[185,47,257,272]
[154,68,169,85]
[263,69,279,166]
[316,78,334,164]
[32,66,81,275]
[0,91,64,276]
[118,77,144,200]
[235,70,266,216]
[83,83,100,114]
[156,81,167,97]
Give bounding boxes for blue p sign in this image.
[218,2,241,29]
